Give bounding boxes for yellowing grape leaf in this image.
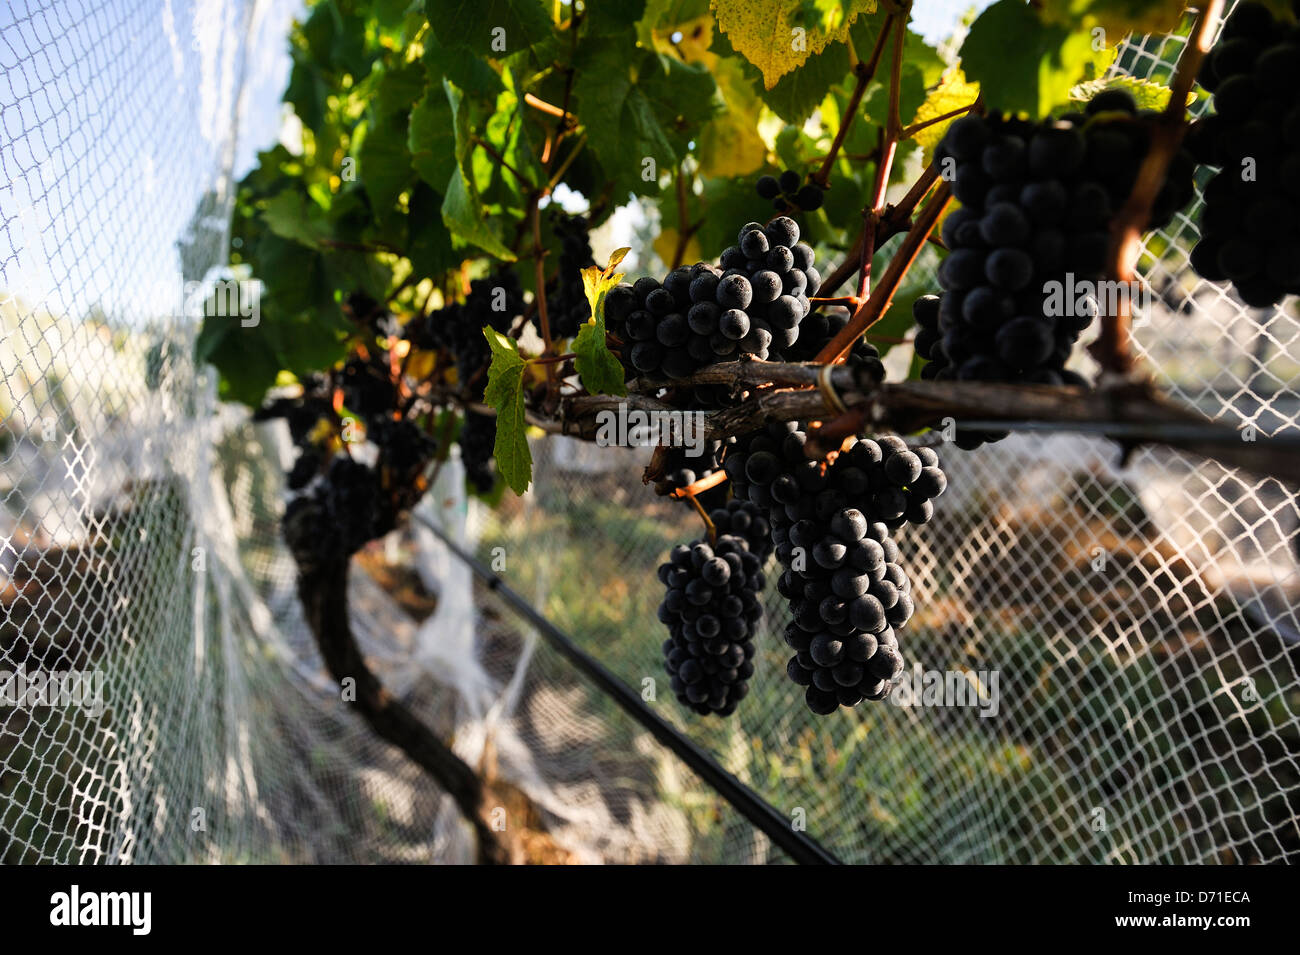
[654,228,702,269]
[405,348,437,382]
[908,68,980,164]
[1070,75,1190,111]
[670,15,718,66]
[698,57,767,178]
[574,256,629,398]
[711,0,877,89]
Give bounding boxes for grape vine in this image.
[198,0,1297,762]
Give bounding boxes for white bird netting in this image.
[0,0,1296,865]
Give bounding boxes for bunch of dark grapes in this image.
[717,217,820,362]
[706,499,774,561]
[343,290,396,335]
[339,352,397,421]
[370,417,437,490]
[834,435,947,531]
[404,269,523,399]
[254,374,333,446]
[658,534,764,717]
[921,93,1194,447]
[283,457,383,572]
[1186,0,1300,307]
[459,411,498,494]
[399,271,522,492]
[604,217,820,382]
[726,422,929,714]
[543,212,597,338]
[787,304,887,386]
[603,268,735,379]
[256,374,345,491]
[756,169,826,212]
[727,424,943,540]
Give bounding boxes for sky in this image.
[0,0,295,324]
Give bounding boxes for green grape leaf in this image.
[356,114,413,213]
[634,0,673,48]
[758,41,850,125]
[480,68,544,208]
[374,0,420,29]
[574,40,718,196]
[300,3,337,70]
[908,68,981,163]
[637,52,721,155]
[636,0,718,53]
[960,0,1108,119]
[407,182,457,279]
[373,60,426,119]
[572,251,631,397]
[587,0,648,37]
[709,10,893,127]
[330,10,373,79]
[285,58,328,131]
[443,170,516,259]
[483,328,532,494]
[860,61,928,128]
[409,86,458,192]
[422,29,506,99]
[252,234,322,314]
[261,191,333,249]
[442,79,517,260]
[268,302,352,380]
[774,124,818,171]
[425,0,553,57]
[194,318,283,407]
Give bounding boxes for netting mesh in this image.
[1,0,1297,865]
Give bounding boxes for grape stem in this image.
[320,238,401,255]
[533,368,1300,483]
[810,12,897,189]
[528,195,555,374]
[384,271,418,307]
[473,137,533,189]
[545,133,587,191]
[900,99,979,140]
[528,352,577,365]
[814,179,953,363]
[819,159,941,299]
[671,469,729,500]
[683,490,718,545]
[1094,0,1224,377]
[852,10,911,309]
[524,92,571,120]
[671,162,700,269]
